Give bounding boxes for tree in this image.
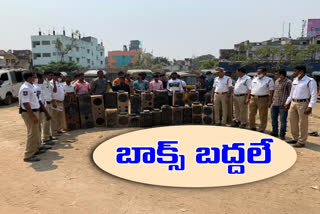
[192,54,216,69]
[55,30,80,62]
[200,59,218,69]
[37,61,82,73]
[308,44,320,62]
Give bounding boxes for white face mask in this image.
[257,74,264,78]
[58,78,62,82]
[34,78,38,84]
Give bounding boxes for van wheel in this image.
[4,93,13,105]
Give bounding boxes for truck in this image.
[0,69,26,105]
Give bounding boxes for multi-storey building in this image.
[31,31,105,69]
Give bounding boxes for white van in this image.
[0,69,26,105]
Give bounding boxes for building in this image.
[307,19,320,38]
[108,51,138,69]
[0,50,17,68]
[31,30,105,69]
[129,40,140,51]
[13,50,32,69]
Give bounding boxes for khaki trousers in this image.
[51,102,63,135]
[227,96,233,124]
[21,111,40,159]
[249,96,269,131]
[214,94,228,125]
[43,103,52,141]
[289,101,309,144]
[233,95,248,125]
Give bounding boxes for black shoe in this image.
[231,121,239,127]
[216,123,221,126]
[286,140,297,144]
[39,145,52,150]
[24,156,40,162]
[250,128,257,131]
[270,132,279,137]
[293,142,305,148]
[44,141,56,145]
[35,150,47,155]
[279,135,286,140]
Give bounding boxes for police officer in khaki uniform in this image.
[19,72,42,162]
[285,65,318,147]
[249,67,274,132]
[211,68,233,126]
[233,67,252,128]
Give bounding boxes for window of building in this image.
[42,53,51,57]
[101,61,103,65]
[33,53,41,59]
[32,41,40,48]
[87,49,90,54]
[11,59,16,64]
[53,52,56,56]
[69,57,73,61]
[92,61,94,65]
[87,59,90,64]
[100,52,103,56]
[76,47,79,52]
[76,58,80,63]
[42,41,50,45]
[92,52,93,56]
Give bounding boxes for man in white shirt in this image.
[233,67,252,128]
[50,72,65,136]
[285,65,318,147]
[167,72,184,106]
[248,67,274,132]
[63,75,75,94]
[211,67,233,126]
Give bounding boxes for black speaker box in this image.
[173,91,185,106]
[103,92,118,109]
[183,106,192,124]
[129,113,140,127]
[117,91,129,113]
[172,105,183,125]
[91,95,106,127]
[188,91,199,106]
[141,91,154,111]
[78,94,94,129]
[140,110,153,127]
[118,112,129,128]
[105,109,118,128]
[64,93,80,131]
[152,109,162,126]
[154,90,169,109]
[204,92,212,105]
[161,105,172,126]
[203,104,214,125]
[130,94,141,114]
[192,102,203,125]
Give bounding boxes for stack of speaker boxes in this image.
[64,93,81,131]
[118,112,129,128]
[91,95,106,127]
[152,109,162,126]
[117,91,129,113]
[192,102,203,125]
[104,92,118,109]
[203,103,214,125]
[173,91,185,106]
[130,94,141,114]
[172,105,184,125]
[183,105,192,124]
[161,105,172,126]
[140,110,153,127]
[205,93,212,105]
[141,91,154,111]
[78,94,94,129]
[154,90,168,109]
[129,113,140,127]
[105,109,118,128]
[188,91,199,106]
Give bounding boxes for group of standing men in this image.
[209,65,317,148]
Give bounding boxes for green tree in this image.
[55,30,80,62]
[200,59,218,69]
[308,44,320,62]
[37,61,82,73]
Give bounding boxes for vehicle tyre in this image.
[4,93,13,105]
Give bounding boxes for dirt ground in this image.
[0,102,319,214]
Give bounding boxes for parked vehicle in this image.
[0,69,26,105]
[127,69,152,81]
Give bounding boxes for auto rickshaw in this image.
[312,71,320,97]
[84,70,108,84]
[127,69,152,81]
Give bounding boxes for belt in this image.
[215,92,228,95]
[46,101,51,104]
[20,108,40,113]
[293,99,309,102]
[53,100,63,103]
[234,94,247,97]
[251,95,269,98]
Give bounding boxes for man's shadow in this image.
[30,151,63,172]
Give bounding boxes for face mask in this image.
[297,74,302,78]
[34,78,38,84]
[257,74,264,78]
[58,78,62,82]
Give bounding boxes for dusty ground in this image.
[0,102,319,214]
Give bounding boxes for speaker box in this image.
[204,92,212,105]
[78,94,94,129]
[129,113,140,127]
[141,91,154,111]
[130,94,141,114]
[152,109,162,126]
[118,112,129,128]
[203,104,214,125]
[183,106,192,124]
[105,109,118,128]
[117,91,129,113]
[188,91,199,106]
[192,102,203,125]
[161,105,172,126]
[140,110,153,127]
[154,90,169,109]
[173,91,185,106]
[104,92,118,109]
[91,95,106,127]
[172,105,183,125]
[64,93,81,131]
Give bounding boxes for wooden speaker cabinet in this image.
[172,105,183,125]
[204,92,212,105]
[203,104,214,125]
[192,102,203,125]
[141,91,154,111]
[152,109,162,126]
[129,113,140,127]
[117,91,129,113]
[161,105,172,126]
[140,110,153,127]
[103,92,118,109]
[188,90,199,106]
[91,95,106,127]
[64,93,80,131]
[183,106,192,124]
[78,94,94,129]
[154,90,168,109]
[130,94,141,115]
[118,112,129,128]
[173,91,185,106]
[105,109,118,128]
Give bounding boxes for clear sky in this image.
[0,0,319,59]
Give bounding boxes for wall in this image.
[108,51,138,69]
